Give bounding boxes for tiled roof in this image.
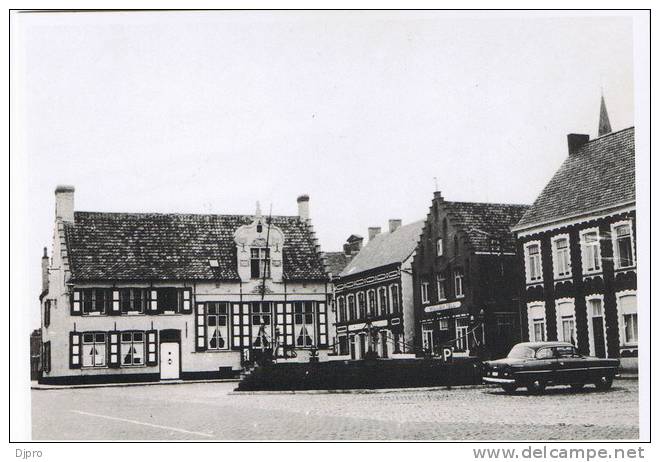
[65,212,328,282]
[340,220,425,277]
[323,252,352,278]
[516,127,635,229]
[443,201,530,253]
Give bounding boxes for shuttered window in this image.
[108,331,120,368]
[69,332,81,369]
[196,303,207,351]
[146,330,158,366]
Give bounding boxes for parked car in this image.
[482,341,620,394]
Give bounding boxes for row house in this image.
[39,187,333,385]
[412,194,529,359]
[513,121,637,369]
[333,220,424,359]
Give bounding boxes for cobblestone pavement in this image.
[31,380,639,440]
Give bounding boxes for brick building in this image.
[333,220,424,359]
[412,193,529,359]
[39,187,333,385]
[512,124,637,369]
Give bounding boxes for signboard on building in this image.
[424,301,462,313]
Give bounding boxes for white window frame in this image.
[611,220,636,270]
[421,281,430,304]
[436,273,446,301]
[579,228,603,275]
[422,324,434,352]
[454,270,464,298]
[615,290,638,347]
[389,284,400,313]
[436,238,443,256]
[524,240,543,284]
[527,302,547,342]
[551,234,572,279]
[585,294,607,357]
[555,298,577,348]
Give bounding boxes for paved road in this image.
[31,380,639,440]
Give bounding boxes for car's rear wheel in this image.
[570,383,585,391]
[526,380,547,394]
[594,375,613,390]
[501,384,517,394]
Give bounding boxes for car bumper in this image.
[483,376,516,384]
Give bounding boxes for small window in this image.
[120,288,147,314]
[525,242,543,283]
[436,238,443,257]
[454,270,464,298]
[367,290,376,315]
[378,287,389,316]
[357,292,366,319]
[438,318,449,330]
[44,300,51,328]
[421,281,430,304]
[121,332,145,366]
[390,285,400,313]
[552,235,572,279]
[82,332,106,367]
[207,302,230,350]
[612,222,635,269]
[347,295,356,320]
[532,319,546,342]
[580,230,602,274]
[250,247,271,279]
[337,296,346,322]
[436,273,446,301]
[338,335,349,355]
[157,288,179,313]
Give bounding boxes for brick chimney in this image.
[41,247,49,293]
[368,227,381,241]
[297,194,310,222]
[55,185,75,222]
[567,134,590,156]
[343,235,364,255]
[389,219,402,233]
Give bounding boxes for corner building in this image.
[513,127,638,369]
[39,188,332,384]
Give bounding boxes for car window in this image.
[536,347,555,359]
[555,346,578,358]
[507,344,535,359]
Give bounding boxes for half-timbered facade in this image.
[39,187,331,384]
[513,126,637,370]
[412,193,529,359]
[333,220,424,359]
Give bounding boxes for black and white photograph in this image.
[7,5,652,453]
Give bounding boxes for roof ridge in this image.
[588,125,635,143]
[445,200,531,208]
[74,211,300,219]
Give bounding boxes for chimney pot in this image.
[388,219,402,233]
[297,194,310,222]
[41,247,49,293]
[567,134,590,156]
[55,185,75,222]
[368,227,381,241]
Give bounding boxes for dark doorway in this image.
[592,317,606,358]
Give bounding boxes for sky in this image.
[13,11,636,329]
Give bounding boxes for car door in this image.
[554,345,586,384]
[531,347,558,384]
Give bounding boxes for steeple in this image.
[598,92,612,137]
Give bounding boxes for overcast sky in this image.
[14,11,636,327]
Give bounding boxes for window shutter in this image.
[318,302,327,347]
[108,331,120,368]
[71,290,81,316]
[181,289,193,314]
[146,330,158,366]
[44,300,51,328]
[69,332,81,369]
[111,290,121,315]
[148,290,158,314]
[195,303,207,351]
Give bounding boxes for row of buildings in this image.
[35,102,638,384]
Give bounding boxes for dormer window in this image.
[251,247,270,279]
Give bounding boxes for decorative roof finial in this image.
[598,92,612,137]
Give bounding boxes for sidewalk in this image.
[31,378,239,391]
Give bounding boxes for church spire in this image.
[598,92,612,137]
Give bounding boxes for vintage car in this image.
[483,341,620,394]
